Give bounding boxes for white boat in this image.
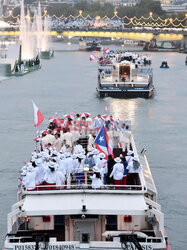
[97,61,154,98]
[3,122,170,250]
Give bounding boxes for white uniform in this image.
[90,174,103,189]
[25,170,36,190]
[54,138,63,152]
[58,159,66,176]
[86,117,93,130]
[73,144,83,154]
[44,134,55,145]
[63,132,73,147]
[95,158,106,172]
[87,134,95,152]
[64,157,74,175]
[127,160,142,173]
[56,170,66,186]
[110,163,124,180]
[120,131,131,152]
[44,169,57,184]
[75,161,84,173]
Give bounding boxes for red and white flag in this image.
[104,48,110,54]
[89,53,96,61]
[32,101,44,127]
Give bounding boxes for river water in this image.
[0,43,186,249]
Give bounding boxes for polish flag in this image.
[89,53,96,61]
[32,101,44,127]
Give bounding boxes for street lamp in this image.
[44,10,47,16]
[79,10,83,16]
[9,10,13,16]
[149,12,153,18]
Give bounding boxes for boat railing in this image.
[21,183,146,194]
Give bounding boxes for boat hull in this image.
[14,64,41,76]
[79,47,101,52]
[97,87,154,99]
[40,50,54,59]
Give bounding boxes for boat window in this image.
[106,215,117,231]
[81,233,89,243]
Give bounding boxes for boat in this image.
[3,114,170,250]
[97,61,154,98]
[160,61,169,69]
[40,49,54,59]
[0,45,41,76]
[79,38,102,51]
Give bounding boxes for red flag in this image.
[32,101,44,127]
[89,53,96,61]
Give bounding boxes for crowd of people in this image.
[18,113,142,191]
[98,51,151,66]
[51,18,123,31]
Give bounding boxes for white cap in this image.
[60,154,66,160]
[21,170,27,176]
[36,153,42,158]
[72,154,77,159]
[114,157,121,163]
[35,158,43,165]
[52,151,58,156]
[49,162,56,169]
[93,166,100,173]
[127,150,133,156]
[99,153,105,159]
[93,149,99,155]
[27,165,35,172]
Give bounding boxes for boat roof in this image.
[21,191,148,216]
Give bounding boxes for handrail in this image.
[22,183,146,193]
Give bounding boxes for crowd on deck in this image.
[98,51,151,66]
[18,113,142,191]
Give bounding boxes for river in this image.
[0,42,186,249]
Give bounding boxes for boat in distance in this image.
[3,113,170,250]
[79,38,102,52]
[96,52,154,98]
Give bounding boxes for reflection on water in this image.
[106,98,146,127]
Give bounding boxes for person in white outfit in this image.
[93,149,99,165]
[62,129,73,147]
[110,157,124,188]
[44,162,57,189]
[75,154,84,185]
[73,141,83,154]
[56,165,66,188]
[126,150,134,164]
[25,165,36,191]
[126,156,142,186]
[90,167,103,189]
[95,153,107,183]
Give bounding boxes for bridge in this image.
[0,28,186,42]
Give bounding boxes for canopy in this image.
[22,192,148,216]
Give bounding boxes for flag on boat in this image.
[94,125,112,159]
[32,101,44,127]
[89,53,97,61]
[104,48,110,54]
[101,48,110,54]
